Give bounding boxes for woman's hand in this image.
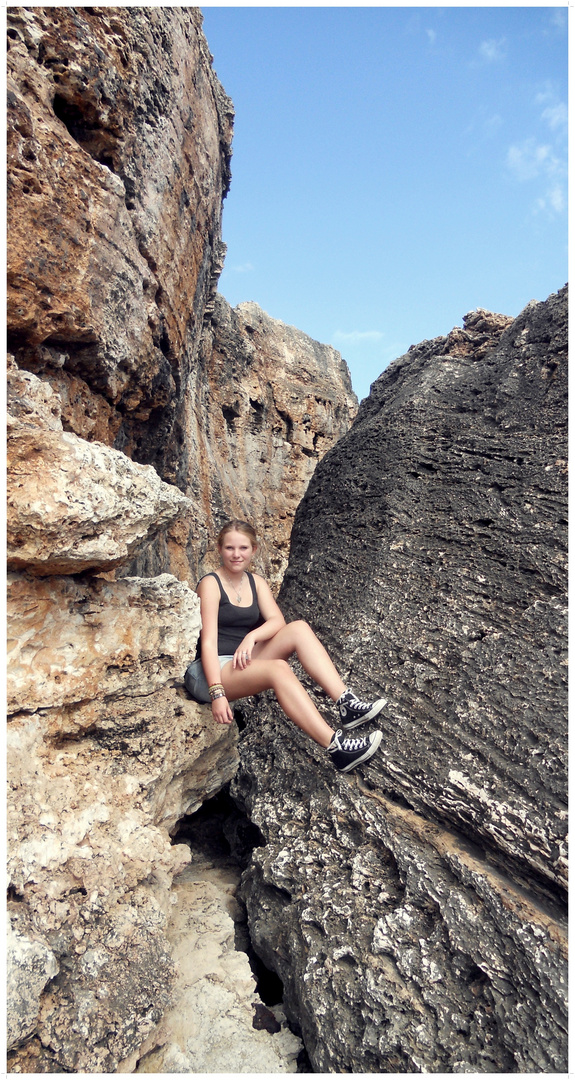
[212,695,234,725]
[233,632,257,670]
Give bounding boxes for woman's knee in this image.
[269,657,293,686]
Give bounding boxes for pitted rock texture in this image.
[7,360,191,577]
[7,2,356,592]
[127,294,358,590]
[280,287,567,889]
[7,572,199,715]
[232,706,567,1073]
[232,287,567,1072]
[7,570,239,1072]
[7,5,232,471]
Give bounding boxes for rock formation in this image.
[6,6,355,1072]
[6,357,239,1072]
[6,3,567,1074]
[232,287,568,1072]
[7,6,356,591]
[7,357,192,577]
[7,4,232,471]
[131,823,302,1073]
[165,294,357,589]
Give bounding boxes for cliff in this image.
[6,6,355,1071]
[232,287,568,1072]
[7,8,355,591]
[168,293,357,589]
[8,5,232,465]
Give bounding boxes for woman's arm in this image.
[197,576,234,724]
[232,575,286,670]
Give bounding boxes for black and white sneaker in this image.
[326,729,383,773]
[337,689,388,730]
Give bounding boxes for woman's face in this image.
[219,529,256,573]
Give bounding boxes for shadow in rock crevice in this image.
[171,786,313,1072]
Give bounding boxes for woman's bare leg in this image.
[220,658,334,748]
[252,621,346,701]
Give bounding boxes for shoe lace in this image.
[341,734,368,751]
[350,698,371,711]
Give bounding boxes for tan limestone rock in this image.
[7,564,240,1072]
[6,916,59,1050]
[7,364,192,573]
[7,571,239,1071]
[7,701,239,1071]
[128,294,358,590]
[133,855,302,1073]
[7,573,199,715]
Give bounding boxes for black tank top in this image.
[196,571,263,658]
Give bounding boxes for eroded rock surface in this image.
[233,711,567,1073]
[128,294,358,590]
[282,288,568,889]
[7,4,356,590]
[7,564,239,1072]
[233,288,568,1073]
[7,5,232,471]
[132,850,302,1074]
[7,359,191,576]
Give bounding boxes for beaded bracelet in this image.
[208,683,226,701]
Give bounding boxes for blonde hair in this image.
[217,519,258,549]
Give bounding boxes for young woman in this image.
[184,520,385,772]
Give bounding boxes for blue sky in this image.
[200,5,568,401]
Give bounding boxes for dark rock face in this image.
[233,288,568,1072]
[282,290,567,890]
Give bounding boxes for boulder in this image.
[233,286,568,1073]
[7,361,191,576]
[281,287,568,889]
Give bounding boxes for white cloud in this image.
[535,182,566,216]
[506,137,566,218]
[550,9,567,33]
[541,102,567,132]
[503,80,566,219]
[426,29,437,47]
[535,83,567,132]
[506,139,555,182]
[478,38,506,63]
[547,184,566,213]
[535,83,555,107]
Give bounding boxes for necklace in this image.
[222,570,245,604]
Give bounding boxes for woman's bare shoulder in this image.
[196,572,221,595]
[251,571,271,590]
[251,573,281,609]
